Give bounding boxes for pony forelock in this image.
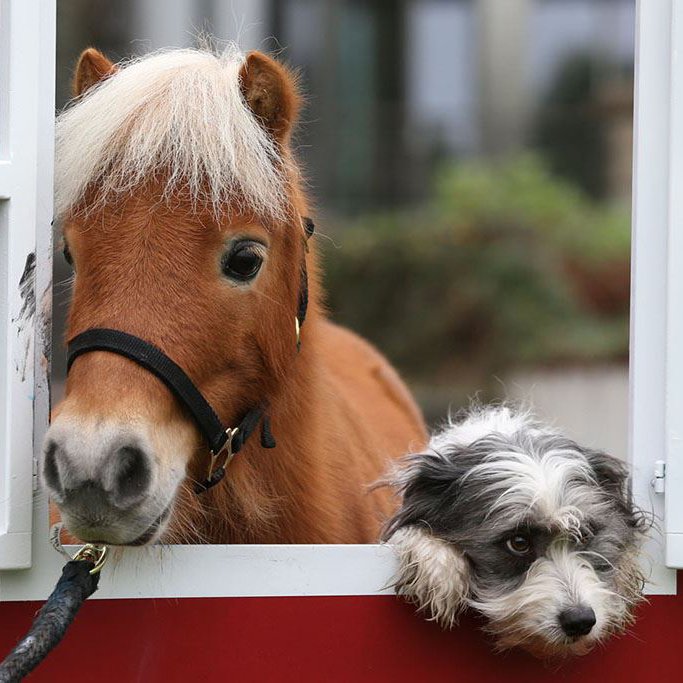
[55,45,291,220]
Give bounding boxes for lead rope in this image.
[0,536,108,682]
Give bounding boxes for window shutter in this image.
[0,0,55,569]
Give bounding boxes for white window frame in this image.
[0,0,54,570]
[665,0,683,571]
[630,0,680,589]
[1,0,679,600]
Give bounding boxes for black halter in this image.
[66,217,314,494]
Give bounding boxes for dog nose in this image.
[43,438,153,510]
[559,606,597,637]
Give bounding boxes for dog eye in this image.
[505,534,533,556]
[593,559,613,573]
[221,241,264,282]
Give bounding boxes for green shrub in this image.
[322,155,630,385]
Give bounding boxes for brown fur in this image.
[240,51,300,144]
[56,49,427,544]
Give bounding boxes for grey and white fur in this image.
[383,406,648,658]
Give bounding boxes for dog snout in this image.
[43,434,153,512]
[558,606,597,637]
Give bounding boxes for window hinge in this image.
[653,460,666,494]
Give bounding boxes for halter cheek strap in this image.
[295,216,315,349]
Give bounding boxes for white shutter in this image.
[630,0,678,588]
[0,0,55,569]
[661,0,683,571]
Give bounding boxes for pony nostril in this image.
[559,606,597,637]
[109,446,152,508]
[42,441,64,496]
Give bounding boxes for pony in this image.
[43,46,426,545]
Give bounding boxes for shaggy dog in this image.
[383,406,648,658]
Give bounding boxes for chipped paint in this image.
[37,276,53,419]
[17,252,36,323]
[13,251,36,381]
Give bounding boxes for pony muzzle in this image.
[42,415,188,545]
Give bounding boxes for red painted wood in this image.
[1,595,681,682]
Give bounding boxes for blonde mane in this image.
[55,45,289,219]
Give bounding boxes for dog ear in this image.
[585,449,649,530]
[384,450,464,537]
[387,526,471,628]
[585,449,629,502]
[585,449,649,601]
[383,450,473,627]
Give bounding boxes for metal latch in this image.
[653,460,666,494]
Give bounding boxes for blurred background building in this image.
[54,0,636,457]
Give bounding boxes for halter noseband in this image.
[65,216,314,494]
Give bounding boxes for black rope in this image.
[0,560,100,682]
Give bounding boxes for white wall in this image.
[509,366,629,459]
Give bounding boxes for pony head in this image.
[44,46,311,545]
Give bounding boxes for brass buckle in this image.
[73,543,109,575]
[207,426,239,480]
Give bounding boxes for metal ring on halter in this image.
[72,544,109,575]
[50,522,109,575]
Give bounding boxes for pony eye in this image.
[505,534,533,556]
[221,241,264,282]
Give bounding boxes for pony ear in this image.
[239,51,300,143]
[73,48,117,97]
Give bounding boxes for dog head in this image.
[384,406,648,658]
